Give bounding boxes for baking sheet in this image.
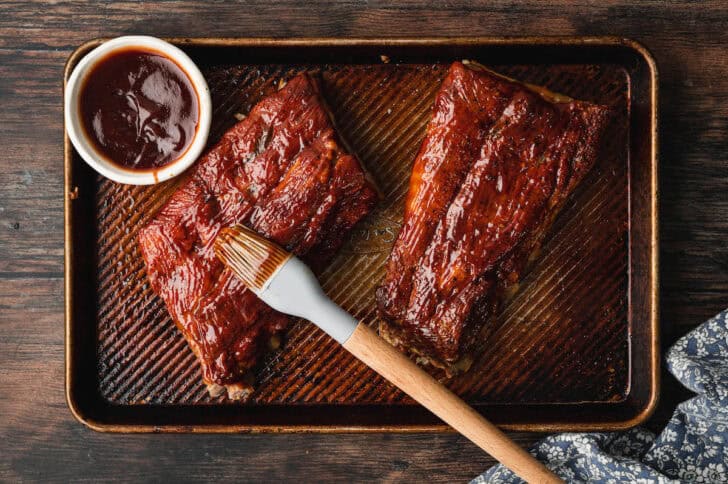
[65,38,658,432]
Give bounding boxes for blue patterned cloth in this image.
[475,309,728,483]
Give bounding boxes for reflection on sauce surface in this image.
[79,47,199,170]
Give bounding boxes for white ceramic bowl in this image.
[64,36,212,185]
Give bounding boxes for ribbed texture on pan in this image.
[93,63,629,406]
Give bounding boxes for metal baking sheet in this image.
[65,37,658,432]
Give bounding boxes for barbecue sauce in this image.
[79,48,199,170]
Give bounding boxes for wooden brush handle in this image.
[343,323,561,484]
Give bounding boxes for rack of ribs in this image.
[138,73,378,400]
[376,61,610,377]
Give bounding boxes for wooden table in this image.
[1,1,726,481]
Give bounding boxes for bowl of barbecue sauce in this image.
[65,36,211,185]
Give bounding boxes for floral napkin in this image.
[474,309,728,483]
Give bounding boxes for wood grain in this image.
[1,0,727,481]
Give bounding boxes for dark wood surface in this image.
[1,1,726,481]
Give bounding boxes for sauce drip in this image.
[79,48,199,170]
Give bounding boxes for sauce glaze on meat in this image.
[138,73,377,399]
[376,62,610,375]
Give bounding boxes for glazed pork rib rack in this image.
[376,61,610,376]
[139,73,378,400]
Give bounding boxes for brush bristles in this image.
[214,225,291,291]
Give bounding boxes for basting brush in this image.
[215,225,560,484]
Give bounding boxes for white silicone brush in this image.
[215,225,560,484]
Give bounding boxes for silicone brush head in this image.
[214,225,291,293]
